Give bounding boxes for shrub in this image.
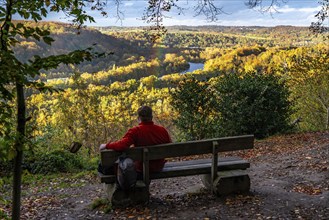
[215,72,293,138]
[0,160,13,177]
[26,150,84,174]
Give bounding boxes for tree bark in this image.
[0,0,25,219]
[12,82,26,220]
[326,108,329,130]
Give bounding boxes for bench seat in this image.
[99,156,250,184]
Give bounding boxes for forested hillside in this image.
[1,21,328,178]
[13,22,322,76]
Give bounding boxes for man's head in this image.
[137,106,153,122]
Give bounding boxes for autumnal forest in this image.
[1,21,329,166]
[1,21,329,219]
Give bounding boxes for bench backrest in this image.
[100,134,254,185]
[101,135,254,167]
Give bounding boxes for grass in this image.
[1,169,99,218]
[0,209,10,220]
[0,188,11,220]
[1,169,97,198]
[23,170,96,184]
[91,198,112,213]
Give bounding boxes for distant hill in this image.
[13,21,151,74]
[13,21,321,75]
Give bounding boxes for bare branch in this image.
[194,0,226,22]
[142,0,185,41]
[143,0,184,26]
[310,0,329,39]
[245,0,289,14]
[114,0,124,24]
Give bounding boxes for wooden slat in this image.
[151,159,250,179]
[100,135,254,166]
[98,172,116,183]
[101,149,143,167]
[164,157,243,167]
[146,135,254,160]
[164,158,250,170]
[99,157,250,183]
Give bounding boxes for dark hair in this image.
[138,106,153,122]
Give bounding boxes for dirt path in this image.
[3,132,329,219]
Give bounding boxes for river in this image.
[182,62,204,74]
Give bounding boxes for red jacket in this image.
[106,121,171,172]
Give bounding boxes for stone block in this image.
[202,170,250,196]
[104,183,116,201]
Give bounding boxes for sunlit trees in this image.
[0,1,107,218]
[170,76,221,140]
[163,53,189,73]
[283,45,329,130]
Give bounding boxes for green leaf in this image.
[43,36,54,45]
[16,23,24,29]
[45,0,51,7]
[23,11,30,19]
[32,34,40,41]
[7,148,16,161]
[31,12,42,21]
[0,6,6,13]
[41,8,48,17]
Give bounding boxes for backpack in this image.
[117,154,137,191]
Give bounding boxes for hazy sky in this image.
[45,0,320,27]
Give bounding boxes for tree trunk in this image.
[326,108,329,130]
[0,0,24,219]
[12,82,26,220]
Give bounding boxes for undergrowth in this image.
[91,198,112,213]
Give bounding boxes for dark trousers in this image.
[98,162,143,180]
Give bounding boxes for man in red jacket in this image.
[99,105,172,174]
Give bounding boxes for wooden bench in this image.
[99,135,254,206]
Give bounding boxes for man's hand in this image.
[99,144,107,151]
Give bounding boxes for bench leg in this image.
[111,181,150,207]
[104,183,116,201]
[202,170,250,196]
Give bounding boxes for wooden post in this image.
[211,141,219,193]
[143,148,150,186]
